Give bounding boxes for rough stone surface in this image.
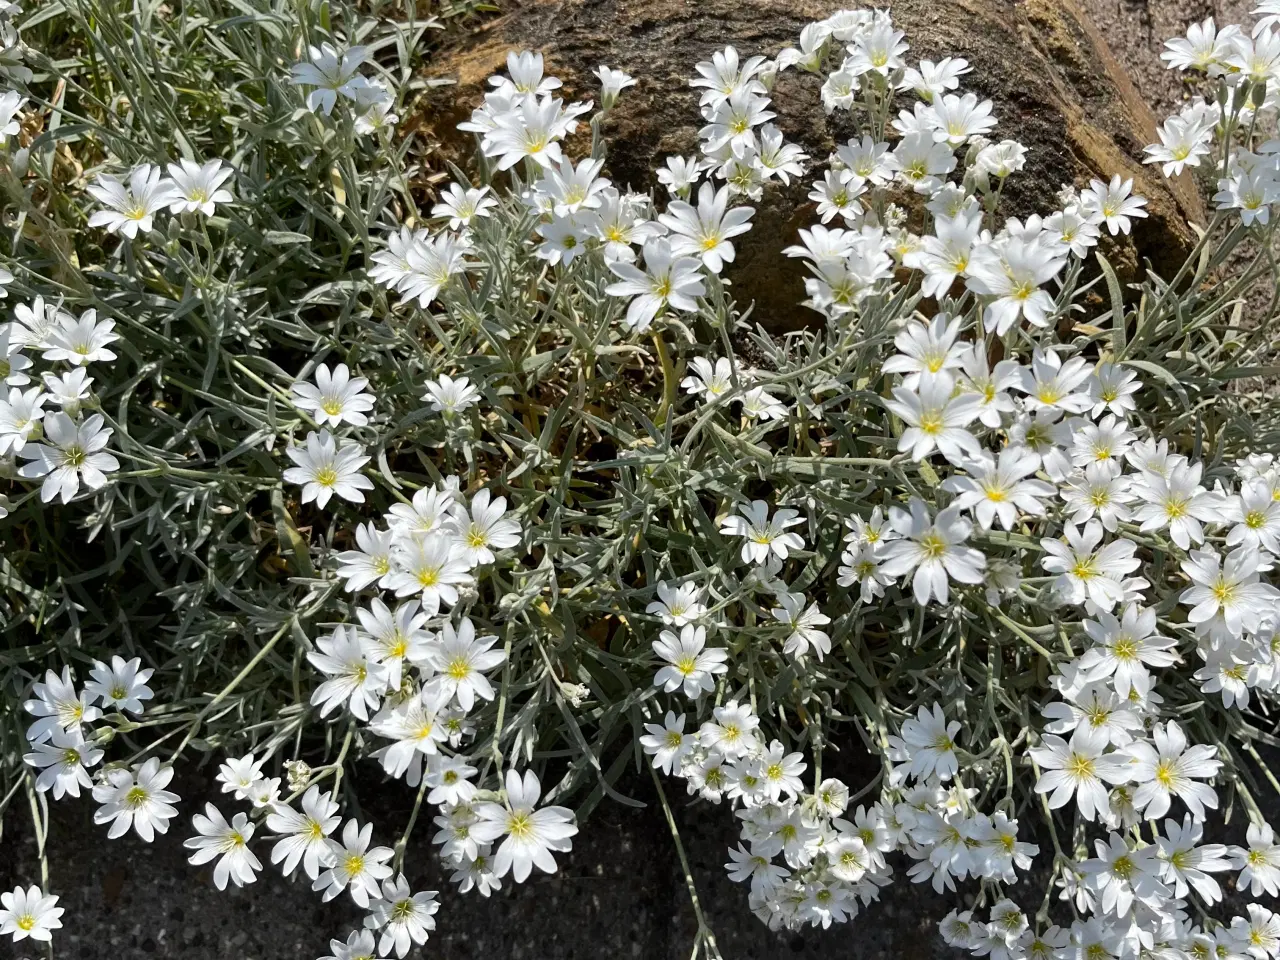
[423,0,1203,328]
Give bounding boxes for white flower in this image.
[41,368,93,415]
[290,43,371,115]
[926,92,996,146]
[699,88,774,152]
[725,843,790,894]
[846,19,909,75]
[449,847,502,898]
[482,95,586,171]
[41,309,120,365]
[489,50,561,97]
[690,45,767,106]
[387,485,454,537]
[1039,521,1139,611]
[1220,163,1280,225]
[431,182,497,230]
[1077,605,1177,698]
[394,231,473,309]
[886,130,956,194]
[836,134,894,184]
[1080,175,1148,235]
[12,295,72,349]
[1044,204,1101,258]
[606,237,706,332]
[0,323,31,385]
[0,89,25,139]
[903,55,970,100]
[472,768,578,882]
[18,412,120,503]
[0,885,64,943]
[652,623,729,699]
[282,430,373,508]
[534,212,592,265]
[336,522,397,592]
[1230,904,1280,960]
[974,139,1028,178]
[265,785,341,880]
[86,164,176,238]
[386,532,473,615]
[958,344,1020,428]
[645,580,707,626]
[941,448,1054,531]
[321,930,388,960]
[883,371,983,465]
[904,210,984,299]
[0,385,45,456]
[879,499,986,606]
[1123,720,1222,821]
[1030,725,1130,822]
[658,182,755,274]
[23,666,100,743]
[314,819,394,907]
[92,758,180,842]
[423,373,481,415]
[365,875,439,958]
[769,591,831,660]
[1231,821,1280,898]
[184,803,262,890]
[1157,815,1231,903]
[698,700,760,760]
[291,363,375,428]
[425,755,478,806]
[24,725,103,798]
[370,689,451,783]
[353,89,399,135]
[1144,111,1214,177]
[84,655,154,714]
[1225,479,1280,554]
[756,740,806,802]
[217,752,265,799]
[1071,415,1136,468]
[1060,461,1133,531]
[719,499,805,564]
[165,159,234,215]
[1130,460,1219,549]
[425,617,504,712]
[965,239,1066,334]
[590,188,663,262]
[738,385,788,421]
[837,543,893,603]
[1161,17,1237,72]
[887,703,961,781]
[881,313,967,388]
[640,711,695,774]
[657,155,704,199]
[1079,831,1166,916]
[1180,546,1280,635]
[808,169,866,223]
[308,624,389,721]
[358,598,432,689]
[446,488,521,567]
[1042,679,1141,747]
[594,65,636,109]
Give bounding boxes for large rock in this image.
[421,0,1203,329]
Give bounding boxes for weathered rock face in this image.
[423,0,1203,329]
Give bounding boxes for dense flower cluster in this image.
[6,0,1280,955]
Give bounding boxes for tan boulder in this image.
[421,0,1203,329]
